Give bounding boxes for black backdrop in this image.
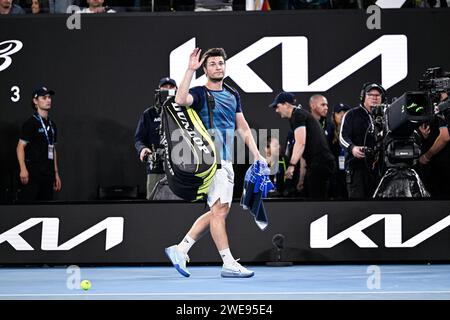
[1,9,450,201]
[1,200,450,264]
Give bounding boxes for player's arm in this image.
[236,113,263,161]
[175,48,204,107]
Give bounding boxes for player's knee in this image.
[211,204,229,218]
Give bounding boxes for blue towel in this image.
[240,160,274,230]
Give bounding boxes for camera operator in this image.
[134,77,177,200]
[418,90,450,198]
[339,82,386,198]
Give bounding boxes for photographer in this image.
[418,90,450,198]
[339,82,386,198]
[134,77,177,200]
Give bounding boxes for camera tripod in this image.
[373,166,430,198]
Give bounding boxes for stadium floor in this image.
[1,264,450,300]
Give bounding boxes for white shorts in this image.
[207,160,234,208]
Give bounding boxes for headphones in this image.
[360,82,387,104]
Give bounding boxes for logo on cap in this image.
[33,86,55,98]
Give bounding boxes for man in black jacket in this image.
[339,82,386,198]
[134,77,177,199]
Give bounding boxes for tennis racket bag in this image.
[161,96,217,201]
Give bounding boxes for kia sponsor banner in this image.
[0,10,449,202]
[0,200,449,264]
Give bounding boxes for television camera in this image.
[370,90,434,198]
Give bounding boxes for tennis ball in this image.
[80,280,91,291]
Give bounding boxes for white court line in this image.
[1,291,450,297]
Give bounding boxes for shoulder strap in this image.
[203,87,222,170]
[204,83,237,128]
[204,86,215,129]
[223,82,238,97]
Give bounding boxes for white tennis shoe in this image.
[221,260,254,278]
[165,245,190,277]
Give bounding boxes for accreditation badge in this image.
[48,145,54,160]
[339,155,345,170]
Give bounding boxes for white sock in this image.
[219,248,236,265]
[177,235,196,255]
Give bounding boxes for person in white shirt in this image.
[80,0,115,13]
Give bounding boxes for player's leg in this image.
[165,211,212,277]
[208,162,254,278]
[209,200,230,251]
[209,199,254,278]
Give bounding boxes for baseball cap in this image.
[269,92,296,108]
[334,103,352,113]
[364,83,384,94]
[158,77,177,88]
[32,86,55,98]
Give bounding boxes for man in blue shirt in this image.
[165,47,263,278]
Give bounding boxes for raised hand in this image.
[188,48,205,71]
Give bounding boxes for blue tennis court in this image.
[1,264,450,300]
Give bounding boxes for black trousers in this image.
[346,165,377,199]
[305,159,336,199]
[18,174,54,202]
[329,169,348,199]
[428,160,450,199]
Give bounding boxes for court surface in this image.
[1,264,450,300]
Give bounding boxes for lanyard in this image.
[320,117,326,129]
[33,114,54,145]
